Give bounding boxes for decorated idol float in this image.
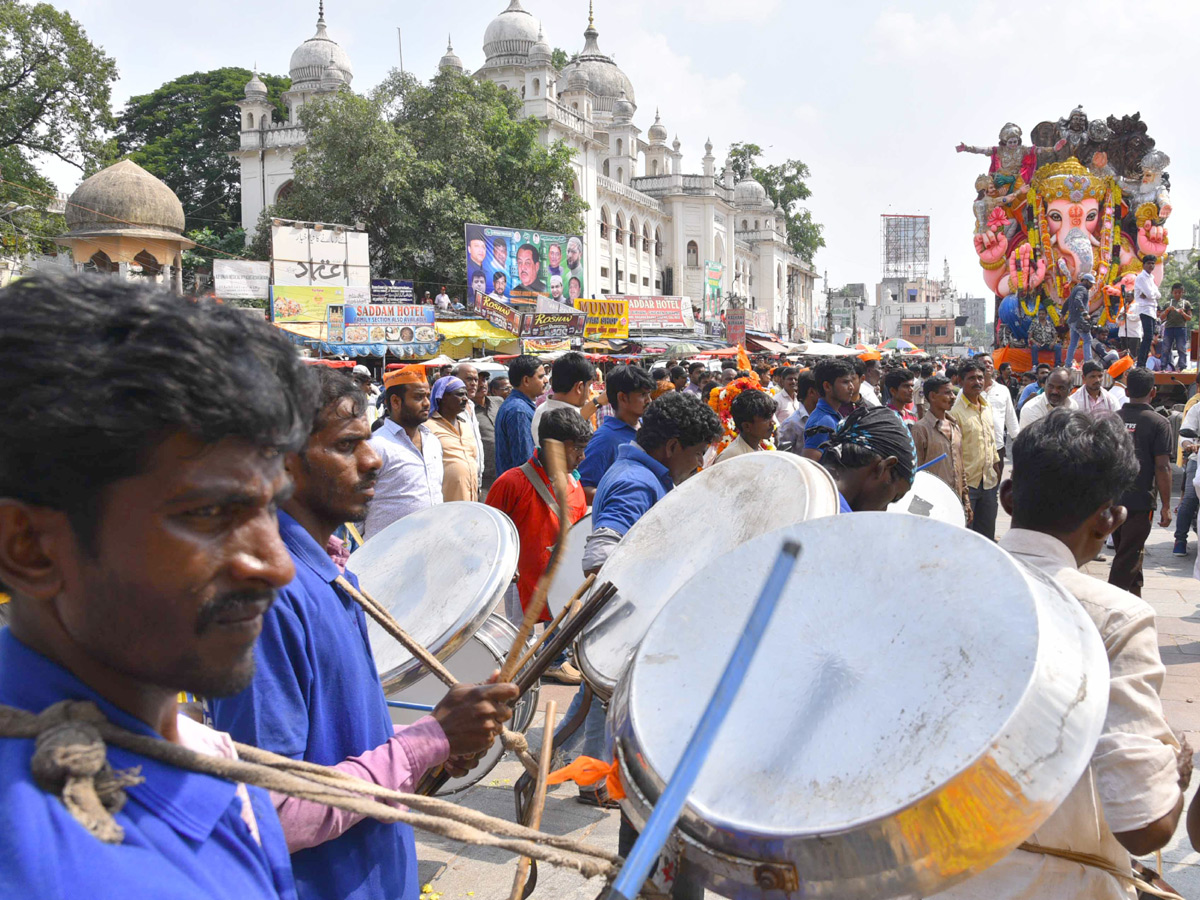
[957,107,1170,355]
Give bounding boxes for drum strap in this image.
[1017,842,1183,899]
[519,462,560,516]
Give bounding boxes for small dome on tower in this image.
[648,109,667,143]
[244,72,268,99]
[66,159,187,239]
[528,25,552,64]
[439,36,464,72]
[735,177,770,208]
[558,3,635,115]
[321,60,344,90]
[613,89,634,122]
[567,66,590,92]
[672,135,681,153]
[289,3,353,91]
[483,0,541,62]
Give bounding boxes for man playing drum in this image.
[0,274,305,898]
[815,406,916,512]
[210,369,517,900]
[934,408,1189,899]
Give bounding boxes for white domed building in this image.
[236,1,817,338]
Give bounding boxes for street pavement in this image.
[413,494,1200,900]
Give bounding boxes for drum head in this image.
[887,470,967,528]
[611,514,1107,898]
[578,452,839,699]
[354,503,518,693]
[546,512,592,618]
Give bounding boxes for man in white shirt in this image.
[434,286,450,311]
[773,366,801,424]
[1070,359,1121,417]
[980,354,1019,464]
[937,409,1186,900]
[777,373,819,453]
[529,351,597,447]
[1019,367,1073,427]
[365,365,443,537]
[1132,255,1161,367]
[858,359,882,407]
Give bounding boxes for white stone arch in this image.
[533,78,540,96]
[617,166,623,184]
[628,216,639,248]
[777,263,784,293]
[616,138,623,156]
[600,205,610,239]
[654,226,663,258]
[714,234,725,265]
[615,212,625,244]
[274,179,294,203]
[651,159,660,175]
[686,240,699,267]
[642,222,651,253]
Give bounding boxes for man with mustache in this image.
[0,273,309,897]
[210,368,517,900]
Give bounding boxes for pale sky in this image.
[50,0,1200,315]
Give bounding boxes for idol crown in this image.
[1031,158,1109,202]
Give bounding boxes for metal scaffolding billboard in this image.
[880,215,930,278]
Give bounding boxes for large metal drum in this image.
[610,513,1108,899]
[887,470,967,528]
[577,452,840,700]
[386,613,539,794]
[545,511,592,618]
[354,502,518,694]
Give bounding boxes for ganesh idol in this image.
[974,157,1167,303]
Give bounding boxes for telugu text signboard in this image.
[573,297,630,340]
[473,291,521,334]
[622,295,697,331]
[465,222,585,307]
[213,260,271,300]
[271,224,370,287]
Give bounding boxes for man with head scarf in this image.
[425,375,478,502]
[818,406,916,512]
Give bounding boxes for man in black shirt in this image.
[1109,367,1173,596]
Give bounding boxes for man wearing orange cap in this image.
[365,365,443,537]
[1108,356,1133,409]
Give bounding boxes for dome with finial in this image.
[290,2,353,91]
[704,137,714,156]
[648,109,667,143]
[566,66,590,92]
[439,36,464,72]
[483,0,542,63]
[244,71,268,99]
[321,60,345,91]
[65,159,187,239]
[528,25,552,64]
[672,135,681,152]
[734,177,770,208]
[559,2,635,114]
[612,89,634,122]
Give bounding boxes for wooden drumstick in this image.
[499,439,572,683]
[510,573,596,676]
[508,699,557,900]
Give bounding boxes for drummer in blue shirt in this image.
[210,369,517,900]
[801,358,857,461]
[0,274,309,899]
[576,364,656,502]
[817,406,916,513]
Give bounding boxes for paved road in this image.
[413,498,1200,900]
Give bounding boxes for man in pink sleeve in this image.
[210,368,517,900]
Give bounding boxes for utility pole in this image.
[824,270,833,341]
[397,28,404,73]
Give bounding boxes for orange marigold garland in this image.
[708,375,776,454]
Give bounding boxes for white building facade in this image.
[235,1,817,338]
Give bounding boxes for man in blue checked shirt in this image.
[0,274,308,899]
[494,355,548,476]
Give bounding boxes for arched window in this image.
[133,249,162,279]
[628,217,638,248]
[572,102,579,111]
[89,250,118,273]
[651,159,659,175]
[617,166,623,184]
[754,219,760,230]
[686,241,699,267]
[603,159,610,177]
[642,224,650,253]
[533,78,540,96]
[600,207,609,239]
[521,85,526,98]
[615,213,625,244]
[246,113,254,129]
[777,264,784,292]
[616,138,623,156]
[741,219,748,230]
[275,180,295,203]
[655,228,663,258]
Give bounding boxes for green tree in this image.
[0,1,117,173]
[260,69,587,286]
[728,141,824,264]
[115,67,289,233]
[551,48,571,72]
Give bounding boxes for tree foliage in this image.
[259,70,587,286]
[728,141,824,265]
[115,67,289,233]
[0,1,116,173]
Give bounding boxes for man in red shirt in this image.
[486,408,590,652]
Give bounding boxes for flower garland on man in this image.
[709,375,777,463]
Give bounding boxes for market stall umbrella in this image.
[881,338,919,351]
[796,341,860,357]
[665,342,702,357]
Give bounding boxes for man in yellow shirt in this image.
[951,358,1001,539]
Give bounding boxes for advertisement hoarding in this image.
[622,295,697,331]
[523,338,571,354]
[473,291,521,334]
[271,224,370,287]
[703,260,724,320]
[213,260,270,300]
[519,312,587,339]
[370,279,415,302]
[343,303,437,346]
[573,297,630,340]
[465,222,584,306]
[726,308,748,348]
[271,284,368,324]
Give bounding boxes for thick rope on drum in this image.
[334,575,540,778]
[0,699,620,878]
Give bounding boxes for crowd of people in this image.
[0,271,1198,900]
